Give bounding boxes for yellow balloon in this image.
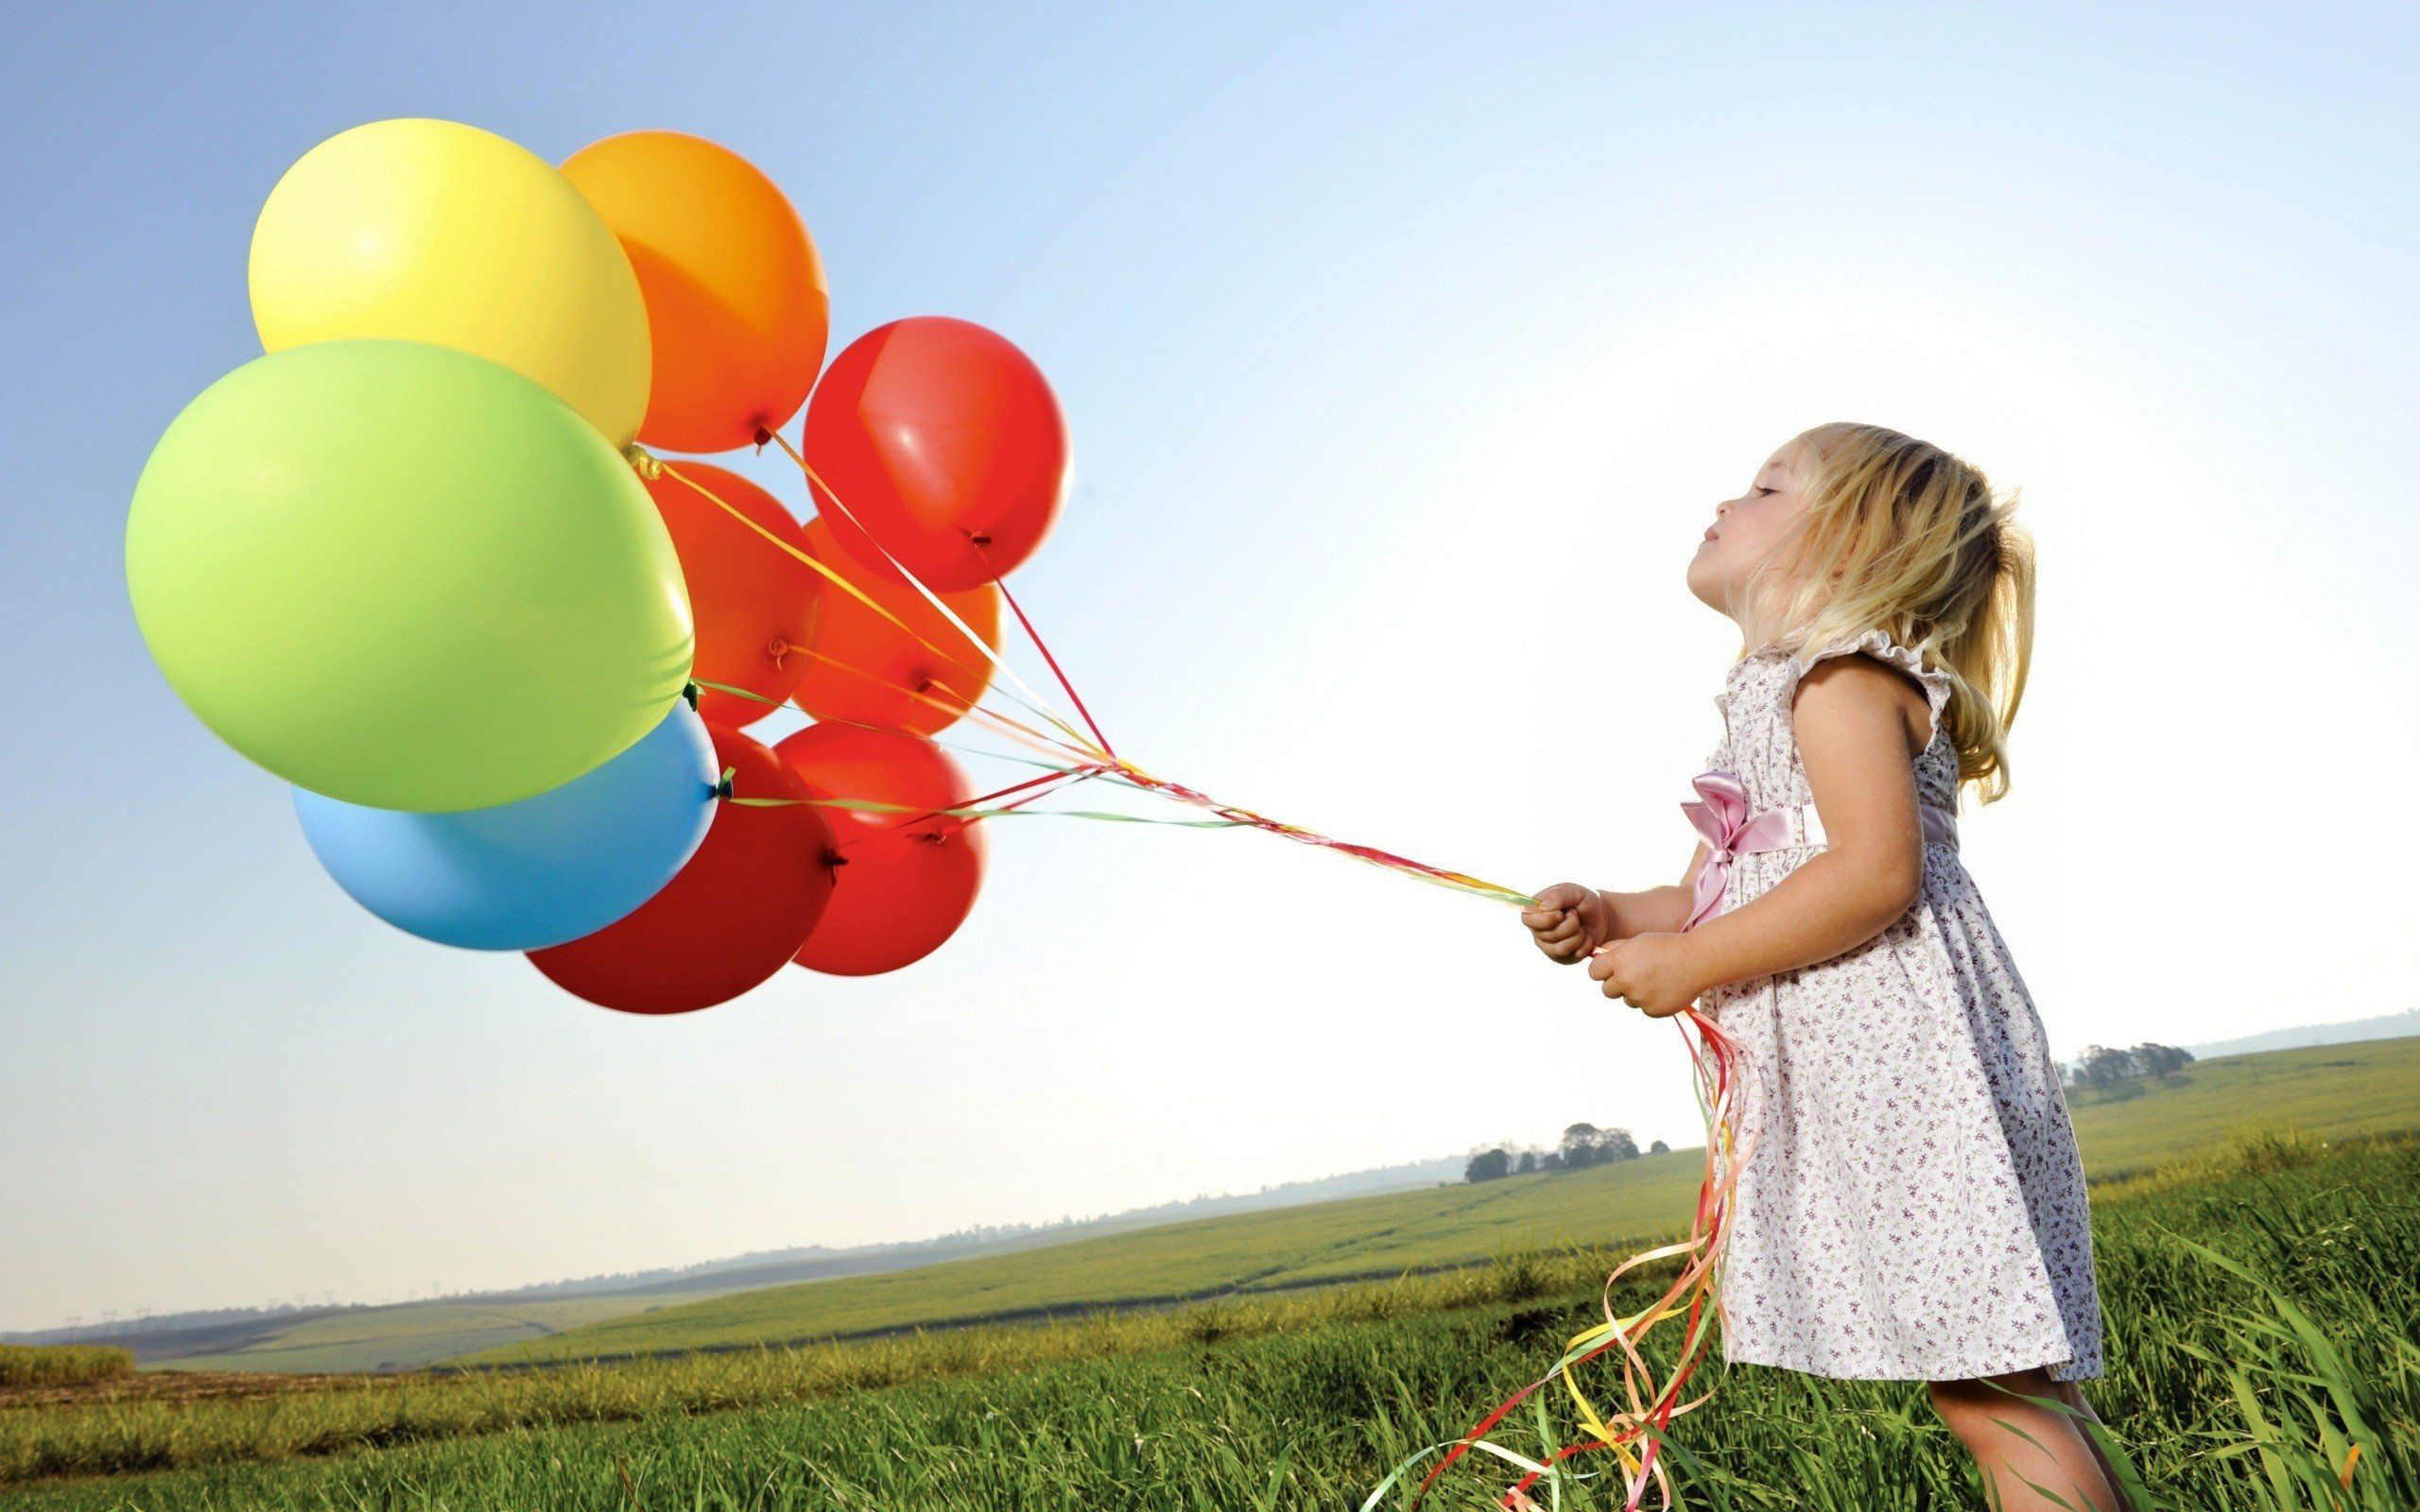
[250,119,651,446]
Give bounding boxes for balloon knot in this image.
[715,767,735,800]
[682,681,700,711]
[752,426,774,451]
[622,444,664,481]
[821,849,848,868]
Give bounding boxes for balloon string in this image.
[689,679,1153,807]
[735,795,1257,830]
[977,541,1116,759]
[728,770,1269,833]
[757,426,1108,761]
[827,765,1098,848]
[1098,763,1539,907]
[786,652,1098,767]
[631,447,1103,761]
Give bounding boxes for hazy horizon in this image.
[11,1005,2410,1333]
[6,4,2417,1331]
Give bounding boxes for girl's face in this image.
[1686,438,1814,635]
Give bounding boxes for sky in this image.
[4,3,2416,1330]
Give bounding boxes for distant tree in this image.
[2070,1041,2194,1093]
[2077,1044,2138,1091]
[1514,1149,1539,1175]
[1599,1127,1641,1162]
[1558,1123,1606,1169]
[1649,1140,1670,1156]
[1465,1147,1512,1183]
[2132,1041,2195,1078]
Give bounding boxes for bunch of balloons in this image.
[123,119,1750,1506]
[127,119,1069,1013]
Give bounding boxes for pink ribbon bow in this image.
[1682,770,1795,932]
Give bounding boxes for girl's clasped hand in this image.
[1520,885,1703,1018]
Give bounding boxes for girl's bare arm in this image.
[1599,845,1706,939]
[1681,657,1927,987]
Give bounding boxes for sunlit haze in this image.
[4,5,2415,1329]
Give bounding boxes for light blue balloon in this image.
[294,702,718,951]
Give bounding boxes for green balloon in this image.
[128,340,695,812]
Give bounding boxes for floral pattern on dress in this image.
[1699,629,2104,1382]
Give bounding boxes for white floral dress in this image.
[1698,630,2103,1382]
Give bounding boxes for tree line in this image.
[1464,1122,1668,1182]
[1464,1040,2194,1185]
[2064,1041,2194,1093]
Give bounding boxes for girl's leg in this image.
[1926,1369,2128,1512]
[2049,1380,2137,1510]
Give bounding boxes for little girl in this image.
[1521,423,2130,1511]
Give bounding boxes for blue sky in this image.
[4,4,2416,1328]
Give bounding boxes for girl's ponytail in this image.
[1766,422,2037,804]
[1937,502,2033,804]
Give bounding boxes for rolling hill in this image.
[42,1154,1463,1373]
[458,1036,2420,1368]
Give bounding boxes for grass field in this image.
[460,1038,2420,1368]
[7,1131,2414,1510]
[150,1297,666,1376]
[0,1348,131,1391]
[93,1228,1273,1376]
[61,1040,2418,1382]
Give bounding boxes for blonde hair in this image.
[1750,421,2036,804]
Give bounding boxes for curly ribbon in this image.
[1360,1005,1752,1512]
[645,433,1753,1509]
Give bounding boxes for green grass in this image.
[451,1149,1705,1367]
[7,1134,2415,1510]
[2063,1038,2420,1173]
[67,1040,2417,1381]
[154,1297,657,1376]
[0,1254,1595,1487]
[0,1347,132,1390]
[463,1038,2420,1368]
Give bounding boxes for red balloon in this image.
[774,723,986,976]
[803,318,1066,592]
[530,725,836,1013]
[645,463,819,728]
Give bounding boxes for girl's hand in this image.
[1588,933,1707,1018]
[1521,883,1611,964]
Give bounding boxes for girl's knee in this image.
[1926,1378,1983,1432]
[1926,1371,2058,1435]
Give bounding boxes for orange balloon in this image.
[775,724,985,977]
[645,464,818,728]
[563,131,829,454]
[790,517,999,736]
